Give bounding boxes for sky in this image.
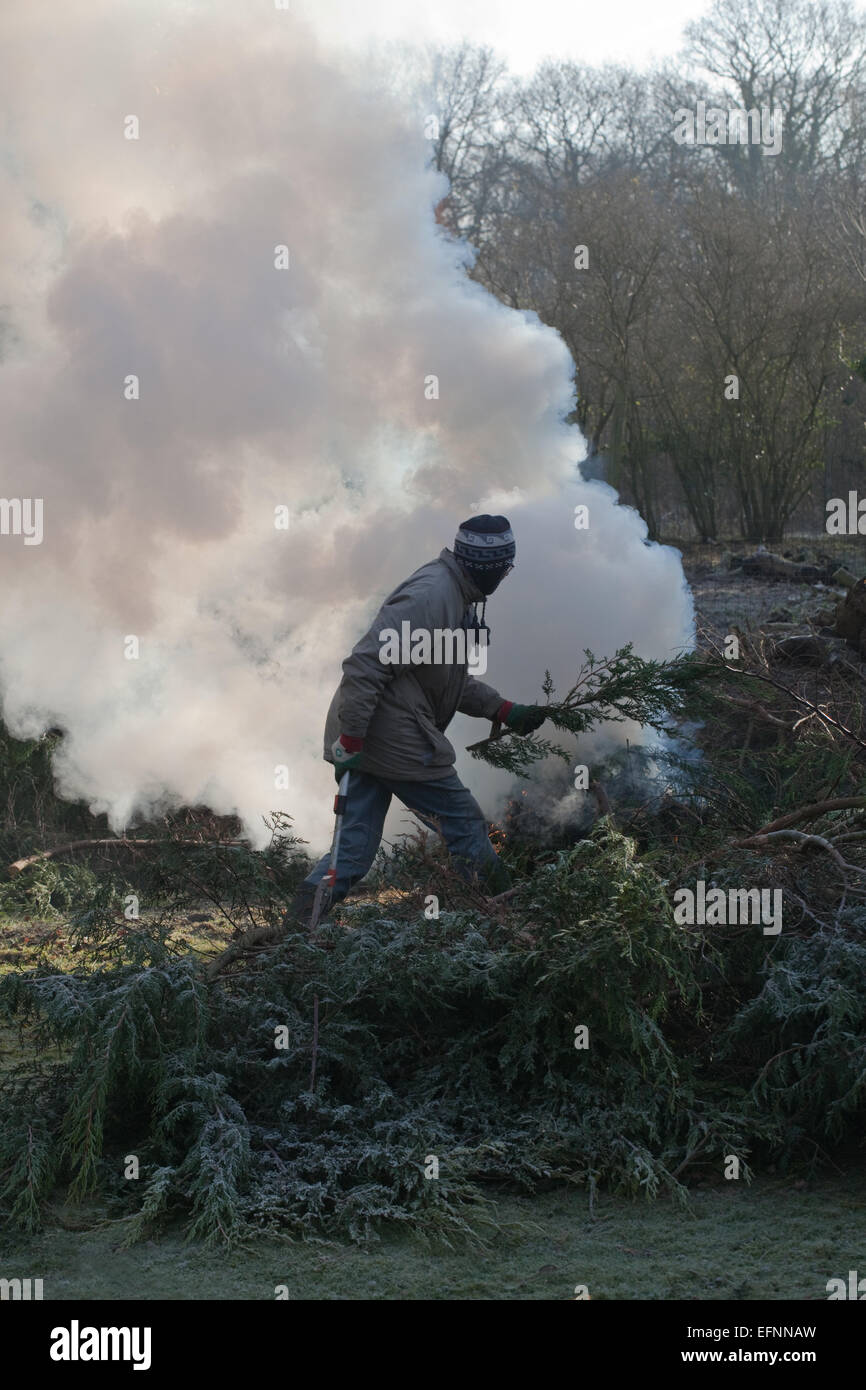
[298,0,707,74]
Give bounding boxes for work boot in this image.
[479,858,513,897]
[281,880,320,931]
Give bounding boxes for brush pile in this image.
[0,615,864,1247]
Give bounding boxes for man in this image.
[291,515,547,918]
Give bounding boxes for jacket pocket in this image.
[414,705,454,766]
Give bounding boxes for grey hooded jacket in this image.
[323,548,506,781]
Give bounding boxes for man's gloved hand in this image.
[331,733,364,780]
[496,701,547,736]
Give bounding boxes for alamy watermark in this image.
[673,101,783,156]
[826,492,866,535]
[379,621,488,674]
[0,498,43,545]
[826,1269,866,1299]
[50,1321,152,1370]
[0,1276,43,1299]
[674,880,782,935]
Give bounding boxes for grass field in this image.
[2,1174,863,1300]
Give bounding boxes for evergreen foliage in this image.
[1,818,863,1247]
[1,645,864,1248]
[468,646,705,775]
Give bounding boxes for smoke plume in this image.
[0,1,693,851]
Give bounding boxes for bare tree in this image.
[399,40,515,243]
[404,19,866,540]
[683,0,866,193]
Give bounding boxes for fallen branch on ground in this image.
[205,918,290,981]
[735,829,866,875]
[716,692,792,728]
[8,837,249,878]
[681,797,866,875]
[736,797,866,840]
[703,638,866,753]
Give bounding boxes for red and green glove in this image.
[331,733,363,780]
[496,701,547,735]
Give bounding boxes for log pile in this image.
[728,547,831,582]
[726,549,866,664]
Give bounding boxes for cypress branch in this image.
[467,645,705,774]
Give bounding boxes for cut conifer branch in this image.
[466,645,706,775]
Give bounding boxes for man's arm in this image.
[457,675,506,721]
[338,587,424,739]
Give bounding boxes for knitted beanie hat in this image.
[454,515,515,596]
[454,515,516,581]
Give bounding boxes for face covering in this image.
[459,561,513,596]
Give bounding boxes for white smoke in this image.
[0,0,693,853]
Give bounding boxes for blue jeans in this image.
[304,770,510,901]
